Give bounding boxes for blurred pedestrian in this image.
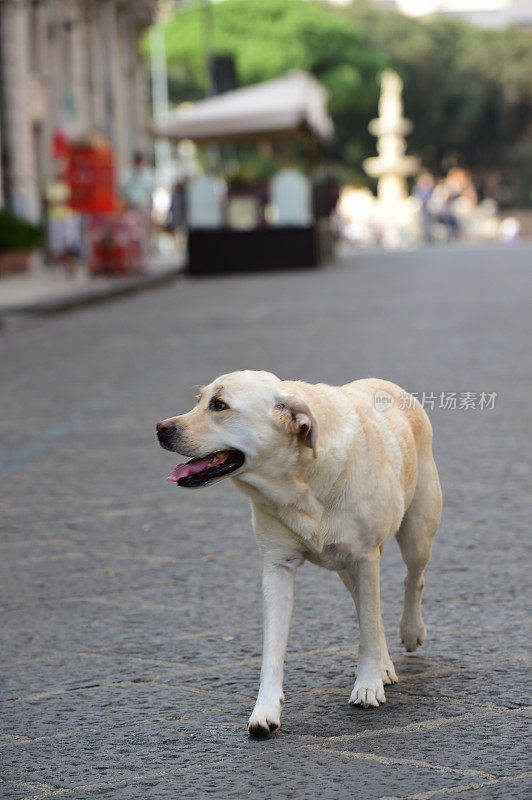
[430,175,462,243]
[412,171,436,243]
[438,167,478,242]
[167,180,188,242]
[44,168,82,274]
[499,216,521,244]
[446,167,477,211]
[121,150,155,260]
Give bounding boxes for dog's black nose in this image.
[156,420,176,436]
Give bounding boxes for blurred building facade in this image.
[0,0,156,222]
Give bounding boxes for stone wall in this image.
[0,0,156,222]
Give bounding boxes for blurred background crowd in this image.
[0,0,531,284]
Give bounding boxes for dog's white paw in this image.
[381,660,398,685]
[247,702,282,737]
[400,616,426,652]
[349,675,386,708]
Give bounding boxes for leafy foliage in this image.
[0,210,43,251]
[345,2,532,193]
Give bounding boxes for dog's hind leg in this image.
[396,456,442,652]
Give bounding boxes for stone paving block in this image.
[0,783,56,800]
[172,745,476,800]
[1,682,239,740]
[280,690,485,739]
[396,658,531,709]
[332,707,530,780]
[420,597,527,642]
[1,649,213,701]
[437,774,532,800]
[0,604,264,668]
[1,715,251,793]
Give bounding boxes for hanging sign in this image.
[67,144,119,213]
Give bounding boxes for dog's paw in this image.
[349,676,386,708]
[400,616,426,652]
[381,660,398,685]
[247,704,281,738]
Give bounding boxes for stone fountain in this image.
[363,70,421,247]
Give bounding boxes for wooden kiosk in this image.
[153,71,335,274]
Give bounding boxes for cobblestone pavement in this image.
[1,245,530,799]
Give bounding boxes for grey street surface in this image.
[1,245,531,800]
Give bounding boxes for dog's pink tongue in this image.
[167,452,228,482]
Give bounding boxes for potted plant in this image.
[0,209,43,276]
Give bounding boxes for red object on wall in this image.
[52,129,70,160]
[87,211,142,276]
[67,144,119,213]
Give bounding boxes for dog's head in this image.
[156,370,318,488]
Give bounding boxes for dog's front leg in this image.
[248,557,299,737]
[347,549,386,708]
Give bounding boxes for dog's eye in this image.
[209,397,229,412]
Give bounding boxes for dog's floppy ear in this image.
[272,395,318,458]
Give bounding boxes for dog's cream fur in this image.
[159,370,442,736]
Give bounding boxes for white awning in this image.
[152,71,333,143]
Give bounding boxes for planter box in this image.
[0,249,32,276]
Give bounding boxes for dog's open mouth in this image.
[167,449,245,488]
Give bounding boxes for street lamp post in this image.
[149,6,173,187]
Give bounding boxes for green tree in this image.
[344,2,532,203]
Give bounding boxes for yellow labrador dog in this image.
[157,370,442,736]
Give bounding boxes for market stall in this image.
[153,71,335,274]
